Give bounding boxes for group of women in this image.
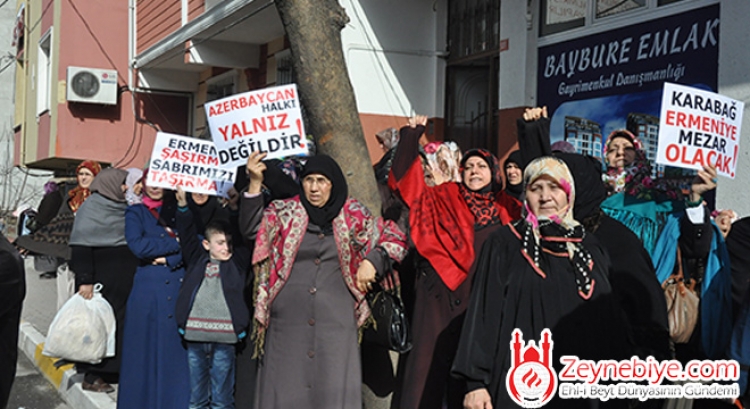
[16,163,238,406]
[359,109,734,409]
[450,107,735,409]
[14,103,742,409]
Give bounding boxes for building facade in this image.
[12,0,750,213]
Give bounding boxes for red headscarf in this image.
[391,142,520,290]
[68,160,101,213]
[459,149,506,229]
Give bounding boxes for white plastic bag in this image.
[43,284,116,364]
[56,262,76,310]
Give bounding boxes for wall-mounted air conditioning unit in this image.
[66,66,118,105]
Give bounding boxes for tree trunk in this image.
[275,0,382,217]
[275,3,396,409]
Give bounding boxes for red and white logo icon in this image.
[506,329,557,408]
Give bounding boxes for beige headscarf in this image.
[516,156,595,299]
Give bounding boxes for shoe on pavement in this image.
[82,378,114,393]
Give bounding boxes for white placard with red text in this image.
[147,132,236,197]
[204,84,308,168]
[656,82,743,178]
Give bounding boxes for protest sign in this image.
[656,82,743,178]
[147,132,236,197]
[204,84,308,167]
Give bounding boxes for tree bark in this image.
[275,5,396,409]
[275,0,382,216]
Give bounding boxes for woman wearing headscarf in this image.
[517,109,670,364]
[233,157,300,409]
[117,174,188,409]
[600,129,732,369]
[452,156,631,409]
[16,159,101,307]
[556,152,670,363]
[599,129,716,255]
[387,116,521,409]
[503,150,524,200]
[124,168,143,206]
[239,152,407,409]
[517,108,713,255]
[68,160,101,212]
[520,109,732,369]
[68,168,138,392]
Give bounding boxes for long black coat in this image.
[0,233,25,408]
[452,225,632,408]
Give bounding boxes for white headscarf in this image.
[125,168,144,206]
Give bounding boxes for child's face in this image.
[191,192,209,206]
[202,232,231,261]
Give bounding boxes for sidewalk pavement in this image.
[18,257,116,409]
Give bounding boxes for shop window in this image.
[540,0,587,36]
[596,0,646,18]
[541,0,692,37]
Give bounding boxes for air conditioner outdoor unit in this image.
[66,66,118,105]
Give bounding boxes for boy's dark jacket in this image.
[174,206,251,338]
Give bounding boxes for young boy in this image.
[174,187,250,409]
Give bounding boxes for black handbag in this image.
[362,288,412,353]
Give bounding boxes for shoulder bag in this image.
[362,286,412,353]
[663,246,700,344]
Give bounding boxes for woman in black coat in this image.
[68,168,138,392]
[452,156,632,409]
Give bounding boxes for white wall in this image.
[341,0,447,118]
[499,0,534,109]
[716,0,750,217]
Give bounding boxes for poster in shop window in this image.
[536,4,720,179]
[204,84,308,168]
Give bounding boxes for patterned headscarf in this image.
[375,127,399,151]
[601,130,683,200]
[602,129,643,158]
[424,141,462,185]
[602,130,645,195]
[68,159,102,213]
[459,149,503,229]
[514,156,595,299]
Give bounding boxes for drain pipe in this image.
[128,0,135,90]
